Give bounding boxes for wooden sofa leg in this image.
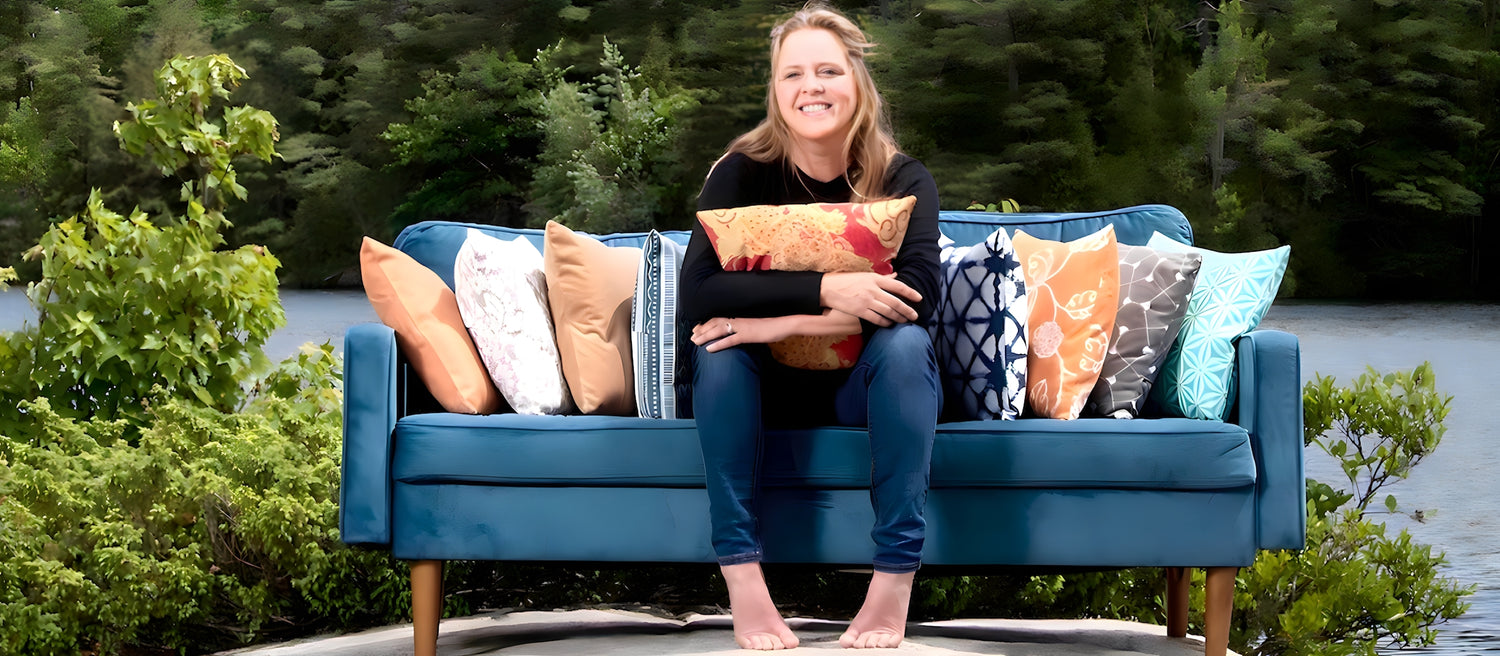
[1203,567,1237,656]
[1165,567,1189,638]
[412,560,444,656]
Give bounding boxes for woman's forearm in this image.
[790,309,862,337]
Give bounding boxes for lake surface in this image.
[1258,303,1500,654]
[2,290,1496,652]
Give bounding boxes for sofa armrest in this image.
[340,323,399,546]
[1235,329,1306,550]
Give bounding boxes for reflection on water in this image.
[4,291,1498,652]
[1261,302,1500,654]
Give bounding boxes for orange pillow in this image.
[696,196,914,370]
[1012,226,1119,420]
[360,237,502,414]
[543,221,641,415]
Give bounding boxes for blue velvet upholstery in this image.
[343,204,1303,573]
[341,323,399,545]
[391,414,1254,490]
[937,204,1192,248]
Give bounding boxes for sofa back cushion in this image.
[938,204,1192,249]
[394,223,688,290]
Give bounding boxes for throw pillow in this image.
[453,229,574,416]
[631,231,685,419]
[360,237,502,415]
[930,230,1029,420]
[544,221,641,416]
[1147,233,1290,420]
[696,195,915,370]
[1084,243,1202,419]
[1012,226,1120,420]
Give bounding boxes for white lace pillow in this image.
[453,229,573,415]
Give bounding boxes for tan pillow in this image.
[543,221,641,415]
[360,237,502,414]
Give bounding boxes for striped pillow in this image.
[631,231,685,419]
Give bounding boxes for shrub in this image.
[1229,364,1471,654]
[0,54,406,656]
[0,346,408,655]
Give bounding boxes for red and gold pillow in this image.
[1012,226,1120,420]
[697,196,915,369]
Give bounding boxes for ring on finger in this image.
[726,320,734,334]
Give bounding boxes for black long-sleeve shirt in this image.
[680,152,942,328]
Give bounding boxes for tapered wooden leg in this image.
[1165,567,1189,638]
[1203,567,1237,656]
[412,560,443,656]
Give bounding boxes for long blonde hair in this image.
[725,3,899,200]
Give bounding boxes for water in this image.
[1259,303,1500,654]
[3,290,1497,652]
[0,288,377,360]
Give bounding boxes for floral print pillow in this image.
[696,196,914,370]
[1012,226,1119,419]
[453,229,574,415]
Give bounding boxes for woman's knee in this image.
[863,323,937,371]
[692,345,760,391]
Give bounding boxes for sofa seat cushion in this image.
[392,415,1255,491]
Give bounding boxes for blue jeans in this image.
[692,323,941,573]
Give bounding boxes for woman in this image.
[679,3,942,650]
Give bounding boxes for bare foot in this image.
[722,563,800,650]
[839,571,914,649]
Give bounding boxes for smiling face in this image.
[773,28,858,155]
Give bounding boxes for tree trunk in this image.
[1199,1,1219,52]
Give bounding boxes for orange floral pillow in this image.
[697,196,915,369]
[1012,226,1119,419]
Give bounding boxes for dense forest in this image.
[1,0,1496,298]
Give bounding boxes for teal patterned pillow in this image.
[1147,233,1289,420]
[631,231,685,419]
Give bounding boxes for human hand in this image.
[690,316,799,353]
[818,272,921,326]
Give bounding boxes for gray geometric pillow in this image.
[1085,244,1201,418]
[931,230,1028,420]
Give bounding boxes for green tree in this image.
[382,48,546,228]
[528,37,697,233]
[1260,0,1489,297]
[0,54,281,434]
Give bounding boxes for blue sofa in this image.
[340,205,1305,656]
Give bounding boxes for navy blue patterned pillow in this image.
[931,230,1029,420]
[631,231,685,419]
